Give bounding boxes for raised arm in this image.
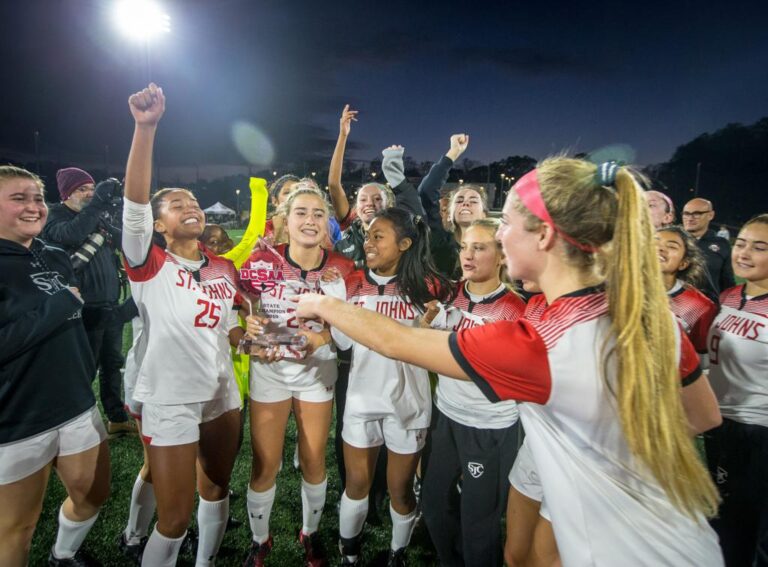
[122,83,165,266]
[382,145,425,217]
[328,105,357,222]
[124,83,165,205]
[418,134,468,229]
[294,293,468,380]
[42,195,109,247]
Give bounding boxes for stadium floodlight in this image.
[113,0,171,41]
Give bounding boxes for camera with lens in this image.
[70,228,110,272]
[94,178,124,226]
[69,178,124,272]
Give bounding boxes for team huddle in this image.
[1,82,766,567]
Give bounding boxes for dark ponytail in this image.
[372,207,455,310]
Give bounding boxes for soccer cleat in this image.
[117,533,147,565]
[338,536,361,566]
[48,548,102,566]
[387,547,407,567]
[243,536,273,566]
[299,530,328,566]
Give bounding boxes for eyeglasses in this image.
[682,210,711,219]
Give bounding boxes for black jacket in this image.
[419,155,460,278]
[334,179,426,268]
[696,229,736,303]
[0,238,95,444]
[42,201,121,307]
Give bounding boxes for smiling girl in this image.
[239,187,354,566]
[0,166,110,567]
[332,207,452,566]
[705,214,768,566]
[121,84,245,567]
[656,226,718,359]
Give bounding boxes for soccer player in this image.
[656,226,718,362]
[0,165,110,567]
[264,176,340,248]
[419,218,525,567]
[294,158,725,566]
[239,186,354,566]
[122,84,245,567]
[332,207,452,566]
[705,213,768,566]
[646,189,675,229]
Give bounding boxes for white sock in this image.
[246,485,275,544]
[390,504,417,551]
[339,491,368,540]
[301,477,327,535]
[52,506,99,559]
[141,528,186,567]
[124,474,156,545]
[195,495,229,567]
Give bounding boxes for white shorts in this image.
[0,406,106,485]
[342,418,427,454]
[508,440,550,521]
[141,387,241,447]
[249,377,335,403]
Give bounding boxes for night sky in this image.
[2,0,767,170]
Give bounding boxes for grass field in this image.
[28,326,440,566]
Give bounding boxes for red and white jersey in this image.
[667,279,717,354]
[239,244,354,388]
[450,288,722,567]
[431,281,525,429]
[524,293,547,322]
[123,200,241,405]
[708,285,768,427]
[333,269,431,429]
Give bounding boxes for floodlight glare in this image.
[114,0,171,41]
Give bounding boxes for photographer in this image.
[43,167,134,435]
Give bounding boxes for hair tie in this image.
[414,214,422,225]
[595,161,619,187]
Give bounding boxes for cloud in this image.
[459,45,604,76]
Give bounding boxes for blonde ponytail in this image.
[517,157,719,518]
[608,168,718,517]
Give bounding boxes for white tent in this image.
[203,202,236,216]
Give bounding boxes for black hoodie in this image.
[0,238,95,444]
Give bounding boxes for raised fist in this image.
[339,104,358,137]
[128,83,165,126]
[447,134,469,162]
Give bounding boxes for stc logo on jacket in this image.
[239,260,284,294]
[30,271,68,295]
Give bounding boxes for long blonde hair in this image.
[518,157,719,518]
